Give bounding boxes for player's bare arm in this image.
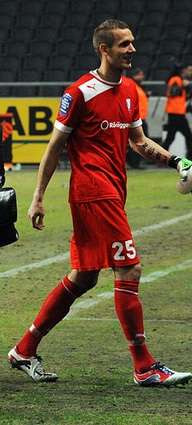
[130,125,192,193]
[28,128,69,230]
[129,125,171,165]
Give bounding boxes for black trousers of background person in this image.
[127,120,148,168]
[0,126,4,177]
[163,114,192,159]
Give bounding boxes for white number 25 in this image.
[112,240,136,261]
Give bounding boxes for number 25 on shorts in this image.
[112,240,136,261]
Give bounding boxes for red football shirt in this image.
[55,70,142,204]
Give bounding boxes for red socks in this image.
[129,343,155,373]
[114,279,155,372]
[16,275,155,372]
[16,276,84,357]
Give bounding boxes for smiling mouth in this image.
[122,55,133,66]
[124,55,133,62]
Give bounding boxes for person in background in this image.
[163,63,192,159]
[127,68,150,169]
[185,65,192,113]
[8,19,192,387]
[0,126,5,188]
[183,64,192,82]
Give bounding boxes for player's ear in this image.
[99,43,110,57]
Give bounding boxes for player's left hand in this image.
[177,158,192,194]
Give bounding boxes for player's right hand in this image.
[28,200,45,230]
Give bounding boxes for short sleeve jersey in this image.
[55,70,142,204]
[135,83,148,120]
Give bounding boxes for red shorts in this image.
[70,199,140,270]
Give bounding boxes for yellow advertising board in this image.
[0,97,60,163]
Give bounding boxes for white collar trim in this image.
[90,69,122,86]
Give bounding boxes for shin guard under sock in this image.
[17,276,84,357]
[114,279,155,371]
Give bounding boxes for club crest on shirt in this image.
[126,98,131,111]
[59,93,73,116]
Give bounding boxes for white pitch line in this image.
[0,253,70,278]
[69,291,113,316]
[133,211,192,236]
[69,258,192,317]
[142,258,192,283]
[67,318,192,325]
[0,211,192,278]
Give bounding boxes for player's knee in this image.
[84,271,99,289]
[114,263,142,281]
[68,269,100,293]
[131,263,142,281]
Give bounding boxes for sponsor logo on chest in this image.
[101,120,130,130]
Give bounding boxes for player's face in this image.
[107,28,136,70]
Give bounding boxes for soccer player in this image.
[8,20,192,386]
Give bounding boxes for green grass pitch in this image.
[0,168,192,425]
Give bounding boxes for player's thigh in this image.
[70,199,140,270]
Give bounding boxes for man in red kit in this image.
[8,19,192,386]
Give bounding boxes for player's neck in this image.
[96,65,122,83]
